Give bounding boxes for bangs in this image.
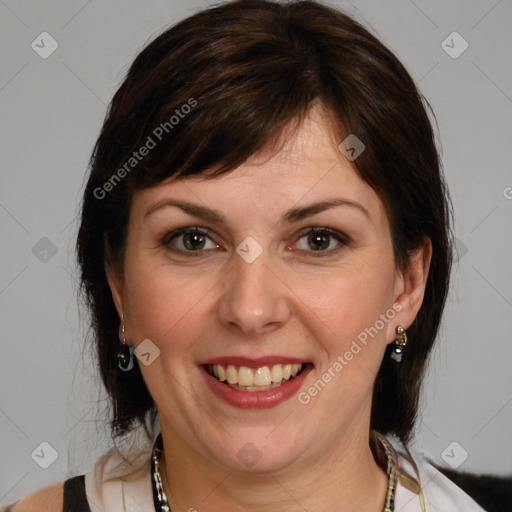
[97,9,331,191]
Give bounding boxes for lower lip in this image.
[200,364,313,409]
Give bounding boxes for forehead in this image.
[130,105,385,225]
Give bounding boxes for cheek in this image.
[124,259,215,353]
[296,260,395,342]
[301,277,394,397]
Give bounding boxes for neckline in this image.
[150,432,398,512]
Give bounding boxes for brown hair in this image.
[77,0,452,447]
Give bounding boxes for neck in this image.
[158,425,389,512]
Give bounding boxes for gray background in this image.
[1,0,511,505]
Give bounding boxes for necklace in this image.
[151,432,398,512]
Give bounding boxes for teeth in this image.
[254,366,271,386]
[270,364,282,383]
[217,365,227,381]
[209,363,304,390]
[238,366,253,386]
[226,365,238,384]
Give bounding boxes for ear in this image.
[105,262,125,321]
[386,238,432,344]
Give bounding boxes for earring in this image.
[117,313,135,372]
[390,325,407,363]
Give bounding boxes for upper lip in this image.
[199,356,311,368]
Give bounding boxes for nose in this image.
[217,251,291,337]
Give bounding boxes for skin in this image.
[10,483,63,512]
[107,104,432,512]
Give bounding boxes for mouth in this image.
[205,362,312,392]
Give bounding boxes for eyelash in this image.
[161,226,350,258]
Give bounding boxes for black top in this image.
[60,473,161,512]
[60,473,161,511]
[62,475,90,511]
[1,476,91,512]
[2,467,161,512]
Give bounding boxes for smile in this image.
[206,363,305,391]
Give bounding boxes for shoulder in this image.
[396,448,489,511]
[8,482,63,512]
[418,461,488,511]
[380,435,491,512]
[429,462,511,512]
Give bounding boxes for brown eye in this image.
[307,232,330,251]
[183,232,206,250]
[164,227,219,255]
[294,228,349,256]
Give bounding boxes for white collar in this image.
[393,446,487,511]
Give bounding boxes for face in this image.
[108,105,427,475]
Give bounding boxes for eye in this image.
[164,227,220,255]
[294,227,349,255]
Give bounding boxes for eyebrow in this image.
[143,197,371,224]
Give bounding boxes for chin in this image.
[206,432,305,474]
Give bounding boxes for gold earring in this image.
[117,312,135,371]
[390,325,407,363]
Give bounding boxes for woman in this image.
[5,0,487,510]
